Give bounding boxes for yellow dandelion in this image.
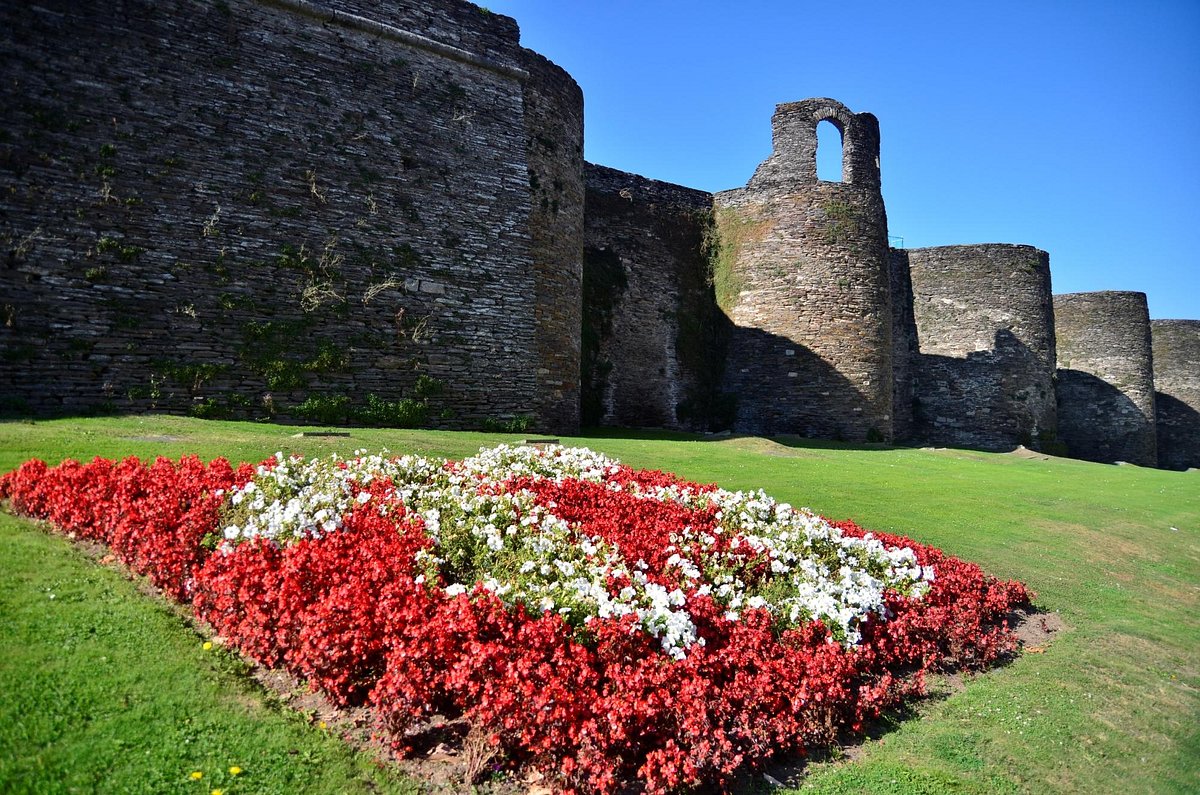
[202,641,213,651]
[189,770,203,780]
[318,720,328,729]
[228,766,242,776]
[211,790,223,795]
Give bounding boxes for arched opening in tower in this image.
[816,118,845,182]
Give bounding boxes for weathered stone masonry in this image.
[898,245,1057,451]
[714,100,893,443]
[1054,292,1156,466]
[1152,320,1200,470]
[581,163,723,430]
[0,0,582,432]
[1,0,1196,468]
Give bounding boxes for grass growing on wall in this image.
[705,206,768,314]
[1,416,1197,794]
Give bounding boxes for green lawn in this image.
[1,415,1196,794]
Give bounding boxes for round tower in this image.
[521,50,585,434]
[1054,292,1156,466]
[905,244,1056,450]
[1152,319,1200,470]
[714,99,893,442]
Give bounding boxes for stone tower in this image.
[713,99,893,442]
[1152,320,1200,470]
[1054,292,1157,466]
[898,244,1057,450]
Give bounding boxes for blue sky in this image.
[486,0,1200,320]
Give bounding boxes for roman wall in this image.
[1152,320,1200,470]
[521,51,585,433]
[0,0,1195,468]
[903,245,1057,450]
[889,248,919,442]
[0,0,583,432]
[581,164,727,429]
[713,99,894,442]
[1053,292,1156,466]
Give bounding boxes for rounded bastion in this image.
[905,244,1056,450]
[1053,291,1156,466]
[1151,319,1200,470]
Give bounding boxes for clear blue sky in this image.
[487,0,1200,321]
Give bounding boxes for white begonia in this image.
[217,443,934,656]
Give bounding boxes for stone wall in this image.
[904,244,1056,450]
[713,99,893,442]
[2,2,1196,468]
[0,0,581,431]
[581,164,726,429]
[1054,292,1156,465]
[521,50,585,434]
[889,248,918,441]
[1152,320,1200,470]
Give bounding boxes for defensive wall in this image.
[897,244,1057,451]
[1152,320,1200,470]
[1,0,1196,468]
[0,0,583,432]
[1054,292,1157,466]
[581,164,725,430]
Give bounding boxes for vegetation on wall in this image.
[291,377,443,428]
[580,247,627,427]
[705,206,767,314]
[819,198,861,245]
[671,209,736,431]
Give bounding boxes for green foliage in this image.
[481,415,534,434]
[705,207,762,313]
[672,209,735,432]
[820,199,860,245]
[581,247,627,426]
[217,292,255,311]
[153,361,229,392]
[356,394,428,428]
[189,398,229,420]
[238,321,347,391]
[293,378,444,429]
[410,374,445,401]
[95,236,144,263]
[293,394,353,425]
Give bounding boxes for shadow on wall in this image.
[581,191,734,433]
[909,329,1053,452]
[1056,369,1157,466]
[1156,392,1200,471]
[723,326,887,442]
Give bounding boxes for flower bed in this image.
[0,445,1031,793]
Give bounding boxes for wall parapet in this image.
[263,0,528,79]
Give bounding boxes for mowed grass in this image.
[0,415,1196,794]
